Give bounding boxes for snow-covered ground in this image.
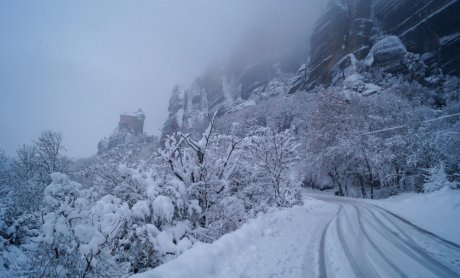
[369,188,460,245]
[133,189,460,278]
[132,198,338,278]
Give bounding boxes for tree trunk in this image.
[370,181,374,199]
[360,175,367,198]
[336,179,344,196]
[344,180,349,197]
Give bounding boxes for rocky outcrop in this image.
[162,63,294,135]
[98,109,152,154]
[364,36,408,72]
[296,0,460,91]
[118,109,145,135]
[161,22,312,135]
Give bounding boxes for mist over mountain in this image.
[1,1,460,277]
[164,0,460,137]
[0,0,324,157]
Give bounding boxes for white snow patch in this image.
[365,36,407,67]
[132,200,152,219]
[370,189,460,245]
[156,231,177,255]
[122,109,145,119]
[440,32,460,45]
[153,195,175,223]
[131,199,338,278]
[363,83,382,95]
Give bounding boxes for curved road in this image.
[310,194,460,278]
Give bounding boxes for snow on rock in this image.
[342,73,382,95]
[440,32,460,46]
[228,99,256,113]
[330,54,358,84]
[370,189,460,245]
[131,198,339,278]
[362,83,382,95]
[364,36,407,71]
[122,109,146,120]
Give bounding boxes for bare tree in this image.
[14,144,37,182]
[34,130,69,177]
[251,126,298,205]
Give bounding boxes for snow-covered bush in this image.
[37,173,130,276]
[423,163,459,192]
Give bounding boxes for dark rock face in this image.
[162,0,460,135]
[299,0,460,90]
[364,36,408,72]
[375,0,460,75]
[118,110,145,135]
[305,0,375,89]
[98,110,152,154]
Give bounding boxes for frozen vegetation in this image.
[1,0,460,277]
[132,188,460,278]
[0,70,459,277]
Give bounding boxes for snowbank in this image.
[131,198,338,278]
[122,109,145,119]
[370,189,460,245]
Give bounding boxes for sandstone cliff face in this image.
[297,0,460,90]
[163,0,460,135]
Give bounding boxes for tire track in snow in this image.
[318,205,342,278]
[310,194,460,277]
[359,204,460,277]
[370,205,460,269]
[368,203,460,251]
[352,204,408,278]
[335,205,378,278]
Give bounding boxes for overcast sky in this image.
[0,0,326,158]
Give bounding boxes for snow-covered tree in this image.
[162,112,251,232]
[250,126,300,205]
[423,163,459,192]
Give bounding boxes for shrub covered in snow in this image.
[423,163,460,192]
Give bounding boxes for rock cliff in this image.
[294,0,460,91]
[163,0,460,134]
[98,109,153,154]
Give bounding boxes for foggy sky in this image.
[0,0,326,158]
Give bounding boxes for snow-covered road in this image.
[133,193,460,278]
[313,194,460,278]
